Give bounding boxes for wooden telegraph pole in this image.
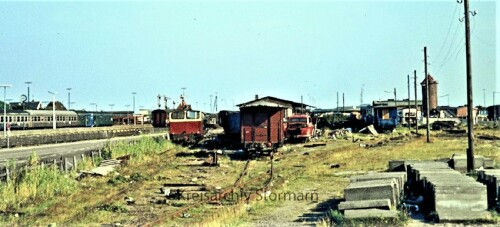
[463,0,475,172]
[414,70,418,134]
[424,47,430,143]
[407,74,411,131]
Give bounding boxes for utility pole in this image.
[48,91,57,130]
[336,92,339,114]
[1,84,12,137]
[394,88,397,103]
[414,70,418,134]
[342,93,345,112]
[301,95,303,114]
[25,81,32,102]
[407,75,411,130]
[132,92,137,126]
[214,92,218,112]
[482,89,486,107]
[157,94,161,109]
[360,84,364,105]
[125,104,131,125]
[494,92,499,126]
[209,95,213,113]
[66,88,71,110]
[424,46,430,143]
[462,0,475,172]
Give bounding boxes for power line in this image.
[454,17,476,60]
[435,11,463,74]
[435,4,460,62]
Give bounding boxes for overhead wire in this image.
[454,16,476,60]
[435,4,460,63]
[435,7,464,75]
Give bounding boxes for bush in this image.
[107,175,127,185]
[0,153,77,210]
[104,137,174,163]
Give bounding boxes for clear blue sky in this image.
[0,0,496,112]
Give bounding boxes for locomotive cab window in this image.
[186,111,199,119]
[171,111,185,120]
[289,118,307,123]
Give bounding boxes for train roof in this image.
[24,110,78,116]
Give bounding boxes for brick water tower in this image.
[421,74,438,116]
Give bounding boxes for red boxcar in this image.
[151,109,167,128]
[168,109,204,143]
[240,106,286,152]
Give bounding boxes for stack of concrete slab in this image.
[477,169,500,208]
[449,155,495,173]
[407,161,491,222]
[339,172,406,219]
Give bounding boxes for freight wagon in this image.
[238,101,287,153]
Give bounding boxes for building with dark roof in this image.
[237,95,313,117]
[9,101,43,110]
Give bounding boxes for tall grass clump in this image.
[104,137,174,163]
[0,152,77,210]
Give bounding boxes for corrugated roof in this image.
[373,99,423,108]
[238,99,291,108]
[237,96,313,109]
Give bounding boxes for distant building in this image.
[44,101,67,111]
[0,101,11,110]
[437,106,458,118]
[476,106,488,122]
[486,105,500,121]
[9,101,43,110]
[456,105,478,124]
[312,106,361,118]
[372,99,423,129]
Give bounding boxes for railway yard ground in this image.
[0,127,499,226]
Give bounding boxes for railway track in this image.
[163,152,276,223]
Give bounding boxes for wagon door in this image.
[269,109,284,145]
[254,112,269,143]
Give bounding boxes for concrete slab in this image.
[350,172,406,193]
[344,209,399,219]
[388,160,406,172]
[434,192,488,211]
[345,179,398,206]
[483,158,495,169]
[338,199,391,211]
[476,169,500,208]
[450,155,486,173]
[437,209,492,222]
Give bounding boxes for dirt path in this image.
[243,179,340,226]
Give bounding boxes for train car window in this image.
[186,111,199,119]
[382,109,390,120]
[8,116,12,122]
[171,111,185,119]
[0,116,3,122]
